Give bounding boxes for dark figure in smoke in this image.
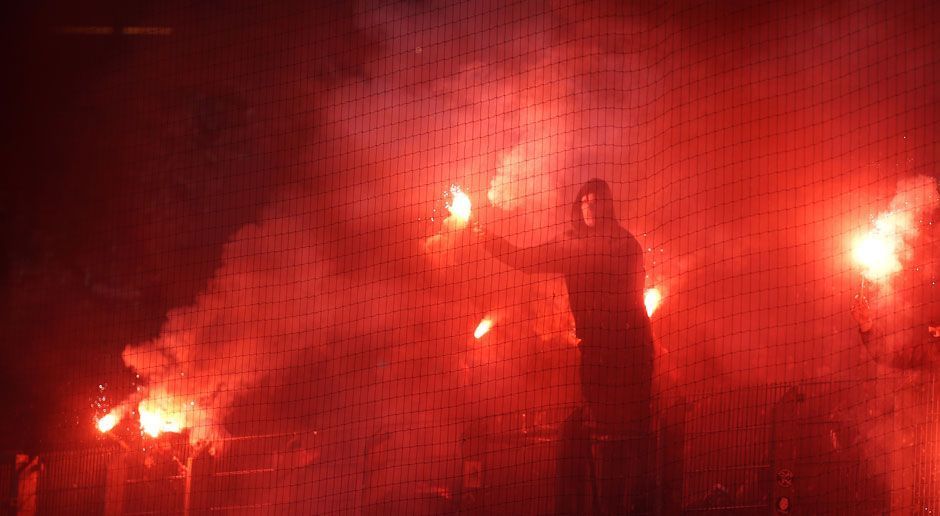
[474,178,653,514]
[851,209,940,371]
[849,195,939,513]
[852,278,940,370]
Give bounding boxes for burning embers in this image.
[96,388,193,439]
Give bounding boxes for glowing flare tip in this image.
[96,412,121,433]
[474,318,494,339]
[446,185,472,224]
[853,231,902,281]
[644,288,662,317]
[852,234,898,279]
[851,210,910,282]
[138,400,185,438]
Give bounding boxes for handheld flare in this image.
[446,185,472,226]
[474,317,494,339]
[852,211,911,283]
[96,410,122,433]
[644,288,662,317]
[138,398,186,438]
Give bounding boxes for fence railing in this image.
[12,379,938,514]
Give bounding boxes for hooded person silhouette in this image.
[475,178,653,514]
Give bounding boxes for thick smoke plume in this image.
[866,175,940,358]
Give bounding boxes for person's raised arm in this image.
[473,223,569,275]
[852,286,893,365]
[852,287,933,370]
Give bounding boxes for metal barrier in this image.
[912,376,940,513]
[14,380,926,514]
[1,454,19,516]
[26,432,316,516]
[681,381,887,514]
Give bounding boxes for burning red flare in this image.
[474,318,494,339]
[852,233,897,279]
[446,185,472,227]
[96,410,122,433]
[644,288,662,317]
[96,387,193,438]
[138,397,186,438]
[852,211,911,283]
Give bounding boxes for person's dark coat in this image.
[481,178,653,429]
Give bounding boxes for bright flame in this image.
[96,410,122,433]
[644,288,662,317]
[138,398,186,438]
[852,211,911,282]
[852,233,898,280]
[446,185,472,226]
[474,318,494,339]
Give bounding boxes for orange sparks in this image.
[644,288,662,317]
[474,318,494,339]
[446,185,472,226]
[96,410,122,433]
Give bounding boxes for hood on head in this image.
[571,178,618,234]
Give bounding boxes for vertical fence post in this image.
[183,455,194,516]
[103,451,125,516]
[14,455,39,516]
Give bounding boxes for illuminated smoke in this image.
[61,2,938,510]
[487,143,559,214]
[853,175,939,284]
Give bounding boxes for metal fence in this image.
[26,432,315,516]
[37,447,114,516]
[1,453,17,516]
[913,376,940,514]
[15,380,940,514]
[680,381,888,514]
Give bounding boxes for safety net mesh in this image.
[3,1,939,514]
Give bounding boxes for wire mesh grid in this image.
[912,376,940,513]
[2,1,939,514]
[681,381,887,514]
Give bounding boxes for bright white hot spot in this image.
[644,288,662,317]
[474,318,493,339]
